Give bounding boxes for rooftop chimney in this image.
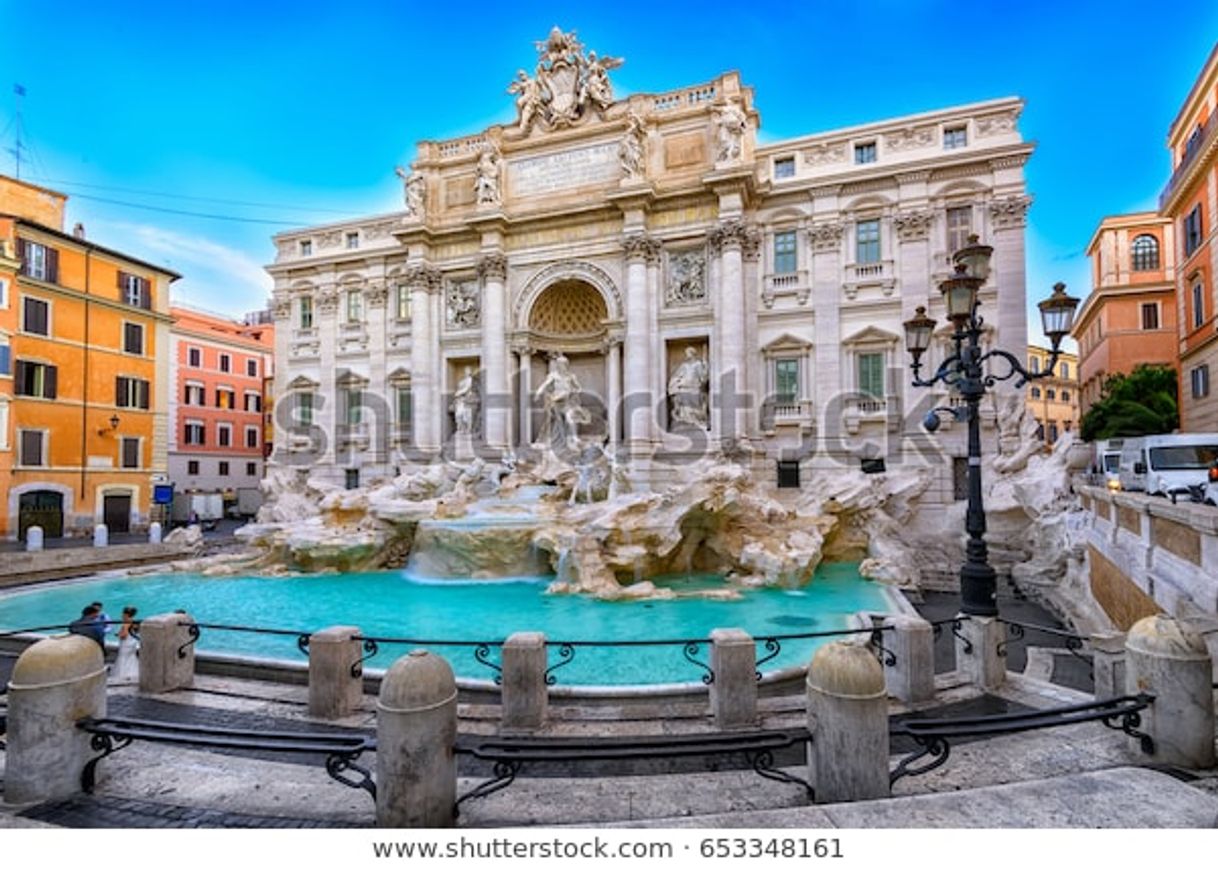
[72,222,86,239]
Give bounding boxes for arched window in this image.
[1131,234,1160,271]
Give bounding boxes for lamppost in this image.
[902,235,1079,616]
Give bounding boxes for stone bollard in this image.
[806,640,890,803]
[308,626,363,719]
[710,628,757,729]
[1090,630,1127,701]
[883,615,935,704]
[148,521,162,544]
[377,649,458,827]
[955,615,1005,690]
[138,611,197,693]
[4,635,107,804]
[25,526,43,552]
[1125,615,1215,769]
[93,524,108,548]
[500,632,549,732]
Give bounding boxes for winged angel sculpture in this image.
[507,27,623,134]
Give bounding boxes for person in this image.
[111,606,140,685]
[93,600,112,637]
[68,604,105,649]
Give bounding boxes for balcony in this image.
[843,395,896,434]
[762,270,809,307]
[1161,111,1218,210]
[843,260,896,299]
[761,398,815,434]
[289,329,320,360]
[336,421,370,451]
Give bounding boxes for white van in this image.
[1095,438,1124,490]
[1118,434,1218,498]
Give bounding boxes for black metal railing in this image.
[1161,111,1218,209]
[996,618,1093,683]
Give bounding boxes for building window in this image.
[296,392,315,426]
[219,353,231,373]
[1030,356,1040,374]
[216,388,235,410]
[0,277,7,308]
[22,297,49,335]
[244,392,262,413]
[1141,303,1160,330]
[857,352,884,398]
[245,426,258,448]
[943,126,967,149]
[0,341,8,376]
[188,346,202,367]
[773,230,797,274]
[946,206,972,254]
[1060,362,1070,379]
[345,468,360,490]
[217,424,232,447]
[854,141,877,164]
[344,388,363,425]
[120,437,140,469]
[1131,234,1160,271]
[19,429,46,466]
[15,360,57,398]
[115,376,150,409]
[184,383,205,405]
[1031,386,1041,398]
[346,289,363,323]
[1192,364,1211,399]
[299,240,312,256]
[776,460,800,489]
[187,460,199,475]
[1046,388,1056,400]
[346,232,359,250]
[123,322,144,355]
[246,461,257,476]
[119,273,151,309]
[395,285,412,321]
[1184,205,1203,258]
[0,400,7,450]
[18,240,57,282]
[246,358,258,378]
[185,421,206,446]
[1191,280,1207,329]
[856,219,881,264]
[218,461,230,476]
[1060,389,1070,402]
[1047,422,1059,443]
[774,358,799,402]
[396,386,412,426]
[773,156,795,179]
[299,296,314,329]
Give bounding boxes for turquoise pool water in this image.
[0,564,897,686]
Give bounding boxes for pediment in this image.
[842,325,900,345]
[286,374,319,390]
[762,332,813,352]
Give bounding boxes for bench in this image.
[455,727,814,810]
[888,693,1155,784]
[77,716,376,800]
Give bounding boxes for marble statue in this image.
[715,100,747,163]
[451,366,481,435]
[582,51,622,112]
[668,347,709,429]
[507,28,625,133]
[507,69,544,134]
[394,167,426,219]
[535,353,591,448]
[618,112,646,180]
[666,250,706,306]
[446,280,480,329]
[475,143,501,206]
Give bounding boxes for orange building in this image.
[1074,213,1178,418]
[1161,44,1218,432]
[1025,344,1079,444]
[169,306,274,508]
[0,175,178,540]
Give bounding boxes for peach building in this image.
[169,306,274,506]
[1025,344,1078,444]
[1074,213,1178,419]
[0,174,178,539]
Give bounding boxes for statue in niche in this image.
[474,143,501,206]
[535,353,591,449]
[668,347,709,429]
[394,167,426,219]
[714,100,747,163]
[581,51,622,112]
[618,112,646,180]
[666,251,705,306]
[451,366,481,436]
[507,70,544,135]
[446,280,480,329]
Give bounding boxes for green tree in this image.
[1080,363,1178,441]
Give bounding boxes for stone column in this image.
[740,229,762,441]
[365,281,389,467]
[805,640,890,803]
[478,253,509,451]
[622,234,656,452]
[4,635,107,804]
[1125,615,1215,768]
[712,220,750,443]
[606,340,622,448]
[517,348,533,447]
[883,615,935,704]
[316,286,340,472]
[810,214,845,451]
[1090,629,1127,702]
[955,615,1005,691]
[376,649,458,827]
[710,628,757,729]
[987,194,1031,398]
[500,632,548,732]
[307,625,363,720]
[407,265,440,455]
[139,611,196,694]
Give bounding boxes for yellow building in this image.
[1,175,178,539]
[1026,344,1079,444]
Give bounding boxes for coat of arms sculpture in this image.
[507,27,623,134]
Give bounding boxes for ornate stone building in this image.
[267,29,1032,503]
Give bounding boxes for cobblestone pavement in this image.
[19,795,357,828]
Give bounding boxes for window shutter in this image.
[141,279,151,310]
[16,238,27,273]
[117,270,127,290]
[139,379,149,409]
[116,376,124,407]
[14,360,27,394]
[45,365,57,399]
[46,248,58,283]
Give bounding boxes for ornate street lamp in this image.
[903,237,1078,616]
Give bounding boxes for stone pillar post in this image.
[139,611,196,694]
[307,625,363,720]
[710,628,757,729]
[376,649,458,828]
[806,640,890,803]
[148,521,162,544]
[517,348,533,447]
[4,635,107,804]
[500,632,549,732]
[407,265,440,455]
[1090,629,1127,701]
[93,524,108,548]
[955,615,1005,690]
[622,234,656,452]
[884,615,935,703]
[607,340,622,448]
[478,253,509,451]
[26,525,43,552]
[1125,615,1215,768]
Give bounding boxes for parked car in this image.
[1118,434,1218,499]
[1094,438,1124,490]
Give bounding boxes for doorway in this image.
[103,493,132,534]
[18,490,64,540]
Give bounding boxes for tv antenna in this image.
[8,83,28,178]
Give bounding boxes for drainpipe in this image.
[79,248,91,531]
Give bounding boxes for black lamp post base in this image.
[959,560,998,617]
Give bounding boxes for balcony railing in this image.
[843,260,895,297]
[762,270,809,307]
[1161,111,1218,209]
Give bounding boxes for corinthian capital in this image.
[708,218,755,254]
[403,263,443,292]
[893,208,933,242]
[622,233,661,263]
[365,281,389,307]
[809,221,845,253]
[988,194,1032,230]
[476,252,508,281]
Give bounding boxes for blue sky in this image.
[3,1,1216,346]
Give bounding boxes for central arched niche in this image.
[527,279,608,340]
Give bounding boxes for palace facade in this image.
[268,30,1033,506]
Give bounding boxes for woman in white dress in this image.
[111,606,140,685]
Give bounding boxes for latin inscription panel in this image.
[508,142,619,198]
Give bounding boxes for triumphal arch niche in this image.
[270,24,1032,502]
